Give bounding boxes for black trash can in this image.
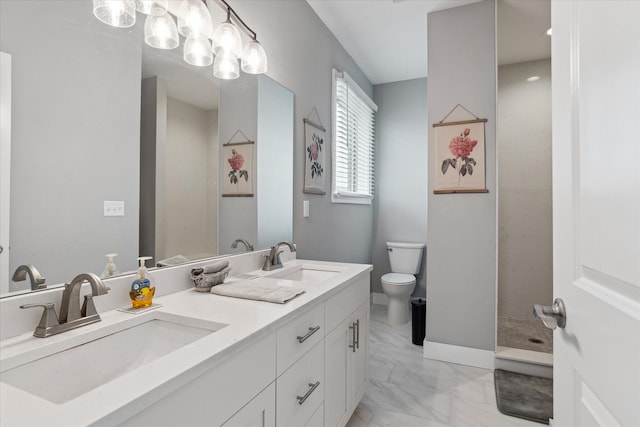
[411,298,426,345]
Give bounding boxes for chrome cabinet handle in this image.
[296,381,320,405]
[533,298,566,330]
[354,319,360,349]
[297,326,320,343]
[349,321,357,352]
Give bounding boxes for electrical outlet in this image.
[104,201,125,217]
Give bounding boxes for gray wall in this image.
[164,97,218,260]
[2,1,140,288]
[218,75,259,253]
[230,1,374,264]
[426,0,497,351]
[498,59,552,319]
[372,78,429,296]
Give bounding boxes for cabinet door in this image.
[222,383,275,427]
[350,301,369,407]
[324,317,351,427]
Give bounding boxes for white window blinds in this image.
[331,69,378,204]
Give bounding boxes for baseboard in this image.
[424,340,495,369]
[371,292,388,305]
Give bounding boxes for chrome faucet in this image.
[231,238,254,252]
[12,264,46,290]
[262,241,296,271]
[20,273,110,338]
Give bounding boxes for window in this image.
[331,69,378,204]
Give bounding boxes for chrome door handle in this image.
[297,326,320,343]
[296,381,320,405]
[533,298,566,330]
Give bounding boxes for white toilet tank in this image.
[387,242,425,274]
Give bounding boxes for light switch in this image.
[104,200,125,217]
[303,200,310,218]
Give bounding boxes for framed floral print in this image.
[303,118,326,194]
[433,118,488,193]
[222,141,254,197]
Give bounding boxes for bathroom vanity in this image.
[0,257,371,427]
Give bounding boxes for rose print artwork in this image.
[307,133,324,179]
[227,148,249,185]
[441,127,478,183]
[433,120,487,193]
[304,120,326,194]
[222,141,254,197]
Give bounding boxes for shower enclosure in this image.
[495,0,552,376]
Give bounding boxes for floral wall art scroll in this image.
[433,119,488,193]
[222,141,254,197]
[303,118,326,194]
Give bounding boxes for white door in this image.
[551,1,640,426]
[0,52,11,295]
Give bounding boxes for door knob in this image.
[533,298,566,329]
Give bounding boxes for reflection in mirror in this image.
[0,1,294,298]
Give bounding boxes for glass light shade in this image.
[93,0,136,28]
[213,53,240,80]
[135,0,168,16]
[212,20,243,58]
[241,40,268,74]
[177,0,213,38]
[184,34,213,67]
[145,14,179,49]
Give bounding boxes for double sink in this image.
[0,263,342,404]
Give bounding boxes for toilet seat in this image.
[381,273,415,286]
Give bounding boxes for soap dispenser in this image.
[130,256,155,309]
[100,253,120,279]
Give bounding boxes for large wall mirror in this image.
[0,1,293,297]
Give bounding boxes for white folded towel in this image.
[210,280,305,304]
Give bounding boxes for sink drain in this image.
[528,338,544,344]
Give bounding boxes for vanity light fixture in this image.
[93,0,136,28]
[144,12,179,49]
[177,0,213,38]
[135,0,168,16]
[212,9,243,58]
[527,76,541,82]
[93,0,268,79]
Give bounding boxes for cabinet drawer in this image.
[277,302,324,375]
[276,339,325,427]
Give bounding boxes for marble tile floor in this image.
[346,304,541,427]
[497,317,553,354]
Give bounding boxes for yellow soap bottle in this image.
[130,256,155,309]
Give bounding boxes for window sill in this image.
[331,194,372,205]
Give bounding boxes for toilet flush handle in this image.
[386,247,393,252]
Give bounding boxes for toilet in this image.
[381,241,425,325]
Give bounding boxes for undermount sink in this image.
[0,312,227,404]
[267,265,341,282]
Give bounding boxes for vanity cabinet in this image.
[117,271,369,427]
[324,277,370,427]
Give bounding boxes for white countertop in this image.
[0,259,372,427]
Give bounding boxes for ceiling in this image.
[307,0,551,85]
